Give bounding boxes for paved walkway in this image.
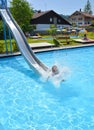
[29,42,54,48]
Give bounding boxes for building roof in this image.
[31,10,71,25]
[81,12,94,18]
[32,10,50,19]
[70,10,94,18]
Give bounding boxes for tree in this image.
[83,0,93,14]
[91,20,94,26]
[46,24,57,37]
[10,0,34,33]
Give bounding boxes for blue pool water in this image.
[0,46,94,130]
[70,35,82,39]
[40,37,53,40]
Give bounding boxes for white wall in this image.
[36,24,70,31]
[36,24,50,31]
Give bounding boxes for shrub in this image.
[0,42,5,53]
[0,21,4,40]
[53,38,60,46]
[12,42,19,52]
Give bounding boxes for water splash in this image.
[51,66,71,87]
[40,65,71,87]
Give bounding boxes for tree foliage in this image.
[83,0,93,14]
[46,24,57,36]
[10,0,34,33]
[91,20,94,26]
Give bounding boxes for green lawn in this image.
[0,32,94,54]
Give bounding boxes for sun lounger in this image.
[30,33,42,39]
[73,38,94,43]
[30,36,42,39]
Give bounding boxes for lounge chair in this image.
[73,38,94,43]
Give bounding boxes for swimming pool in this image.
[0,46,94,130]
[70,35,82,39]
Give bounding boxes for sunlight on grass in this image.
[0,32,94,54]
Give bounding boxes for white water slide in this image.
[0,8,49,75]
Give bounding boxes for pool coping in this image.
[0,42,94,58]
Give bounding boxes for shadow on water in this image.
[0,55,79,101]
[0,56,41,81]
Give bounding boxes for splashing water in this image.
[51,66,71,87]
[41,65,71,87]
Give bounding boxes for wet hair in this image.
[52,65,59,74]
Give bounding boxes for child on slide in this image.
[47,65,65,82]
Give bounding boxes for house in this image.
[30,10,71,32]
[69,10,94,27]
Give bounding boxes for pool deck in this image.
[0,42,94,58]
[29,42,54,49]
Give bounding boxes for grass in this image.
[79,32,94,39]
[27,35,53,44]
[27,32,94,45]
[0,32,94,54]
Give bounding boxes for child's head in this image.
[52,65,59,74]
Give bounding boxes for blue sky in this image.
[27,0,94,15]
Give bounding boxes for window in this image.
[75,13,79,16]
[78,22,82,25]
[53,17,57,25]
[72,18,76,21]
[78,18,83,20]
[58,19,61,23]
[50,18,52,22]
